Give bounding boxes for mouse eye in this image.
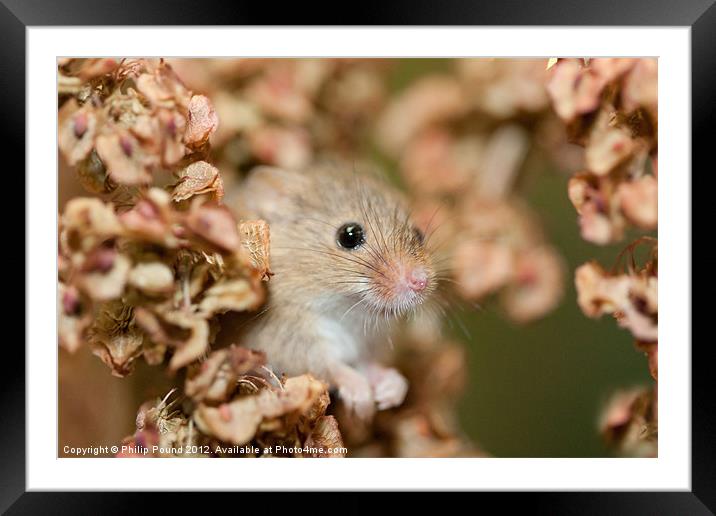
[413,227,425,245]
[337,222,365,250]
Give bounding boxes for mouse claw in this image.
[367,365,408,411]
[338,379,375,421]
[331,363,376,422]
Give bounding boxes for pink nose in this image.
[406,267,428,292]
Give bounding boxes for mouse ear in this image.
[235,166,309,222]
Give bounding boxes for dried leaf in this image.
[239,220,272,279]
[88,302,145,377]
[172,161,224,202]
[303,416,345,457]
[184,95,219,147]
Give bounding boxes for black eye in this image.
[337,222,365,250]
[413,227,425,245]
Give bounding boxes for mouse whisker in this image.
[276,245,389,279]
[340,295,369,321]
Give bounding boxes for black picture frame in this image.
[5,0,708,512]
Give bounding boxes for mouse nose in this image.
[406,266,428,292]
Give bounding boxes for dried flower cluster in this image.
[547,58,658,245]
[545,58,659,457]
[376,60,566,323]
[343,335,483,457]
[58,59,270,381]
[59,59,220,192]
[119,346,344,457]
[167,58,389,182]
[575,239,658,457]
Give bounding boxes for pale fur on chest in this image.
[244,291,386,381]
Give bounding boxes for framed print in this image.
[6,0,710,512]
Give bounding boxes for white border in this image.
[28,27,691,490]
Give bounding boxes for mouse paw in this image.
[338,379,375,421]
[367,366,408,411]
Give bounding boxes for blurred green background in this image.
[385,60,651,457]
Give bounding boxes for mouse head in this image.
[238,166,437,318]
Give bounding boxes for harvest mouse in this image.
[234,166,436,420]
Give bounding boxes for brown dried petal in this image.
[58,283,91,353]
[248,125,312,170]
[135,65,191,110]
[128,262,175,295]
[119,189,179,247]
[575,262,628,318]
[194,398,263,446]
[186,203,241,253]
[61,197,123,254]
[184,95,219,147]
[58,100,98,166]
[590,58,636,84]
[575,262,657,341]
[377,75,466,155]
[185,346,267,403]
[478,125,529,200]
[159,310,211,371]
[238,220,272,279]
[133,306,179,352]
[401,129,476,195]
[617,275,658,342]
[246,68,314,123]
[622,59,658,114]
[185,349,230,402]
[89,302,145,377]
[198,276,264,316]
[95,131,153,185]
[157,109,187,166]
[547,60,606,122]
[303,416,345,457]
[502,246,565,323]
[578,203,624,245]
[173,161,224,202]
[618,175,658,229]
[76,252,131,301]
[75,150,114,194]
[636,340,658,381]
[567,173,595,214]
[76,58,119,81]
[453,241,514,299]
[599,386,657,457]
[392,414,465,458]
[193,375,328,446]
[585,124,635,175]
